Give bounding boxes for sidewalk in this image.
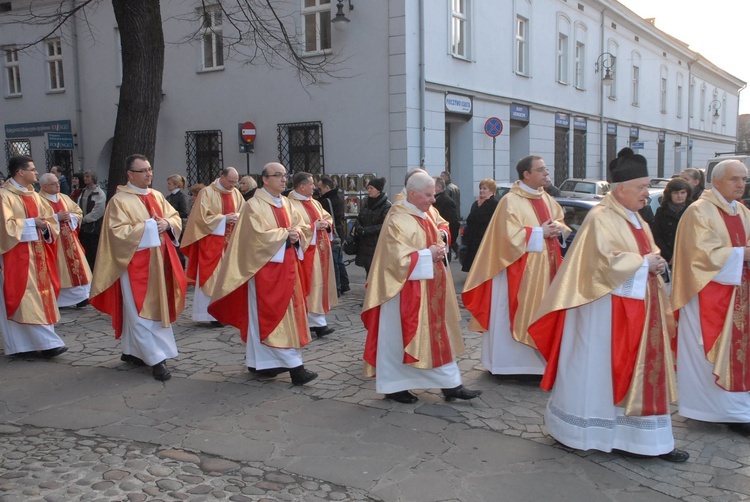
[0,262,748,501]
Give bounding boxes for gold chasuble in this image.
[207,189,312,348]
[40,192,92,289]
[181,182,244,291]
[0,184,60,324]
[671,190,750,392]
[463,182,569,346]
[528,194,677,416]
[361,202,464,377]
[89,186,187,338]
[287,192,338,315]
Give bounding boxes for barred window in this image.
[277,121,324,177]
[185,130,223,186]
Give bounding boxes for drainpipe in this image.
[419,0,425,167]
[71,0,84,169]
[598,7,608,180]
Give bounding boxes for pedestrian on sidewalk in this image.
[317,175,350,296]
[361,171,481,404]
[207,162,318,386]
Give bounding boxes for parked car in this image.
[496,182,514,199]
[556,198,600,256]
[558,178,610,200]
[649,178,671,188]
[706,152,750,207]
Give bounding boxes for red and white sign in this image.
[241,121,256,143]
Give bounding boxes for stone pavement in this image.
[0,262,749,501]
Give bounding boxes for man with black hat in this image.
[527,152,688,463]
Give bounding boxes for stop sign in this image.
[241,121,256,143]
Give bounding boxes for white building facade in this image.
[1,0,743,217]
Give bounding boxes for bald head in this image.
[219,167,239,190]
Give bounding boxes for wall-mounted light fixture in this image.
[708,99,721,121]
[331,0,353,28]
[595,52,615,87]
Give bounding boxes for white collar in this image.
[713,190,737,214]
[170,188,181,195]
[46,193,59,202]
[128,182,150,195]
[262,188,283,207]
[519,181,542,194]
[404,200,426,219]
[291,190,309,201]
[9,178,27,191]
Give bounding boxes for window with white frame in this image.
[451,0,470,59]
[722,94,727,127]
[574,42,584,88]
[557,34,568,83]
[689,77,695,118]
[631,66,639,106]
[660,66,668,114]
[302,0,331,54]
[46,39,64,91]
[699,84,706,122]
[3,47,21,96]
[676,73,683,118]
[606,42,617,99]
[201,6,224,70]
[515,16,529,75]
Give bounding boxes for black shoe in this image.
[152,361,171,381]
[311,326,335,337]
[442,385,482,401]
[210,320,225,328]
[248,367,287,377]
[616,449,690,463]
[289,366,318,386]
[39,346,68,359]
[659,449,690,463]
[75,299,89,308]
[121,354,146,366]
[726,423,750,436]
[385,390,418,404]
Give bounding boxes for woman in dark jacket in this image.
[651,177,692,264]
[462,178,499,272]
[165,174,190,219]
[354,177,391,276]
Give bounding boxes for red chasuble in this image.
[297,199,332,311]
[48,198,89,287]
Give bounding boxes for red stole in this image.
[609,226,670,414]
[4,195,59,323]
[186,192,237,286]
[297,199,332,312]
[49,198,88,287]
[399,214,454,367]
[698,211,750,391]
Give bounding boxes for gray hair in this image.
[712,160,747,182]
[434,177,446,191]
[39,173,58,185]
[406,171,434,192]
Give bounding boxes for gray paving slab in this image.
[0,261,748,500]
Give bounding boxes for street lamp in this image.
[331,0,353,29]
[595,52,614,86]
[708,99,721,121]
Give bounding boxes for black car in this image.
[555,198,600,256]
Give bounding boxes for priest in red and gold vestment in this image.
[463,156,569,376]
[287,172,338,337]
[361,171,481,404]
[528,152,687,462]
[0,156,65,358]
[89,154,186,381]
[207,162,318,386]
[39,173,92,308]
[181,167,243,325]
[671,159,750,435]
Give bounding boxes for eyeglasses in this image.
[265,173,287,179]
[129,168,153,173]
[43,182,60,186]
[530,168,549,173]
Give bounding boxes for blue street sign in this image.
[47,132,74,150]
[631,141,645,149]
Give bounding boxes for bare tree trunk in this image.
[108,0,164,198]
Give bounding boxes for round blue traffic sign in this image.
[484,117,503,137]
